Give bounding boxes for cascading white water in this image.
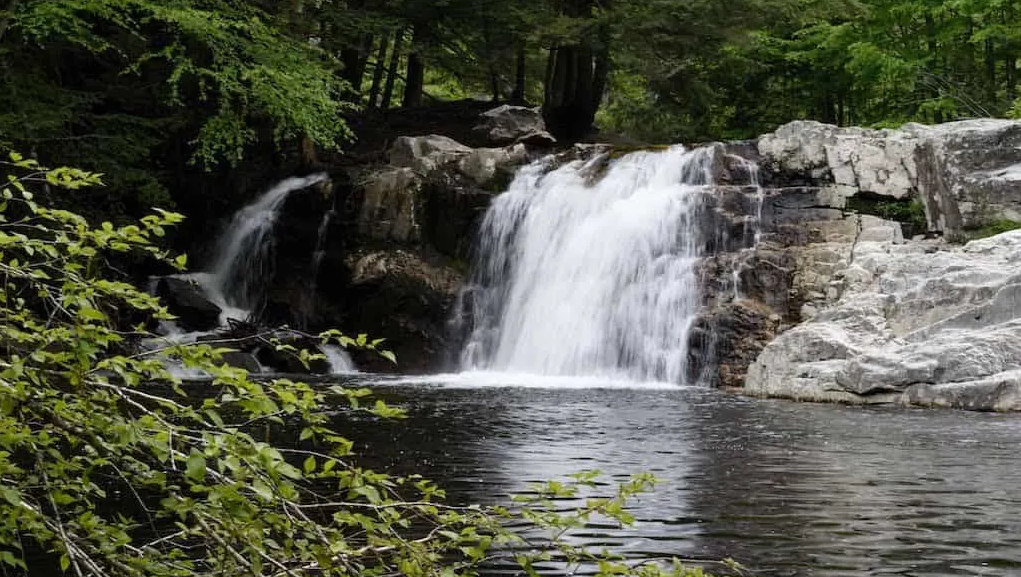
[205,173,328,317]
[322,345,358,374]
[150,173,359,376]
[730,157,765,301]
[458,146,717,384]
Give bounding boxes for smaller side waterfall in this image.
[205,173,328,317]
[729,157,765,300]
[323,345,358,374]
[149,173,360,376]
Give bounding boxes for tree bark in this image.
[540,0,607,140]
[381,29,405,109]
[341,33,374,92]
[543,48,558,105]
[1006,7,1017,103]
[590,45,610,112]
[402,27,425,108]
[0,0,20,43]
[511,43,527,103]
[543,45,602,140]
[490,69,502,102]
[986,38,997,104]
[367,34,390,109]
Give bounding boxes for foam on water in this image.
[357,371,686,390]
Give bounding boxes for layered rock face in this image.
[318,108,552,371]
[758,119,1021,239]
[725,119,1021,411]
[166,104,1021,405]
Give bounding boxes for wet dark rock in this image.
[254,333,332,374]
[690,250,798,389]
[154,276,222,331]
[220,351,263,373]
[338,249,464,373]
[690,300,784,389]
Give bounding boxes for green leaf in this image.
[185,450,206,482]
[252,480,274,501]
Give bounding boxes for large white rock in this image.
[758,119,1021,238]
[359,135,532,245]
[745,229,1021,411]
[389,135,473,174]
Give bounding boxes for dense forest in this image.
[2,0,1021,218]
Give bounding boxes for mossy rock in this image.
[965,219,1021,241]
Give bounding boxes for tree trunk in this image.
[367,35,389,109]
[381,29,405,109]
[1007,51,1017,102]
[543,48,557,105]
[0,0,21,43]
[590,45,609,112]
[541,0,607,140]
[490,69,501,102]
[511,43,527,103]
[1006,7,1018,103]
[986,38,997,104]
[543,45,599,140]
[402,27,425,108]
[341,34,373,92]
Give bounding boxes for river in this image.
[338,375,1021,577]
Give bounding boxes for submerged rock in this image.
[220,351,263,373]
[253,331,332,374]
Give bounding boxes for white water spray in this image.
[729,156,765,301]
[205,173,328,316]
[151,173,360,376]
[458,146,718,384]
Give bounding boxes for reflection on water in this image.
[335,378,1021,577]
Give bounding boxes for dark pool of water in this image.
[336,376,1021,577]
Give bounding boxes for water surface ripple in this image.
[338,382,1021,577]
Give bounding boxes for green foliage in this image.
[0,0,354,222]
[0,154,720,576]
[11,0,351,165]
[966,219,1021,240]
[595,0,1021,140]
[846,195,928,234]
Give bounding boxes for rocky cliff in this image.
[718,119,1021,411]
[287,106,553,372]
[160,106,1021,410]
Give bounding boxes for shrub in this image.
[0,153,721,577]
[966,219,1021,241]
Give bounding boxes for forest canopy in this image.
[2,0,1020,217]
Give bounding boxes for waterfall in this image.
[150,172,363,377]
[457,146,717,384]
[204,173,328,319]
[730,157,765,300]
[323,345,358,374]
